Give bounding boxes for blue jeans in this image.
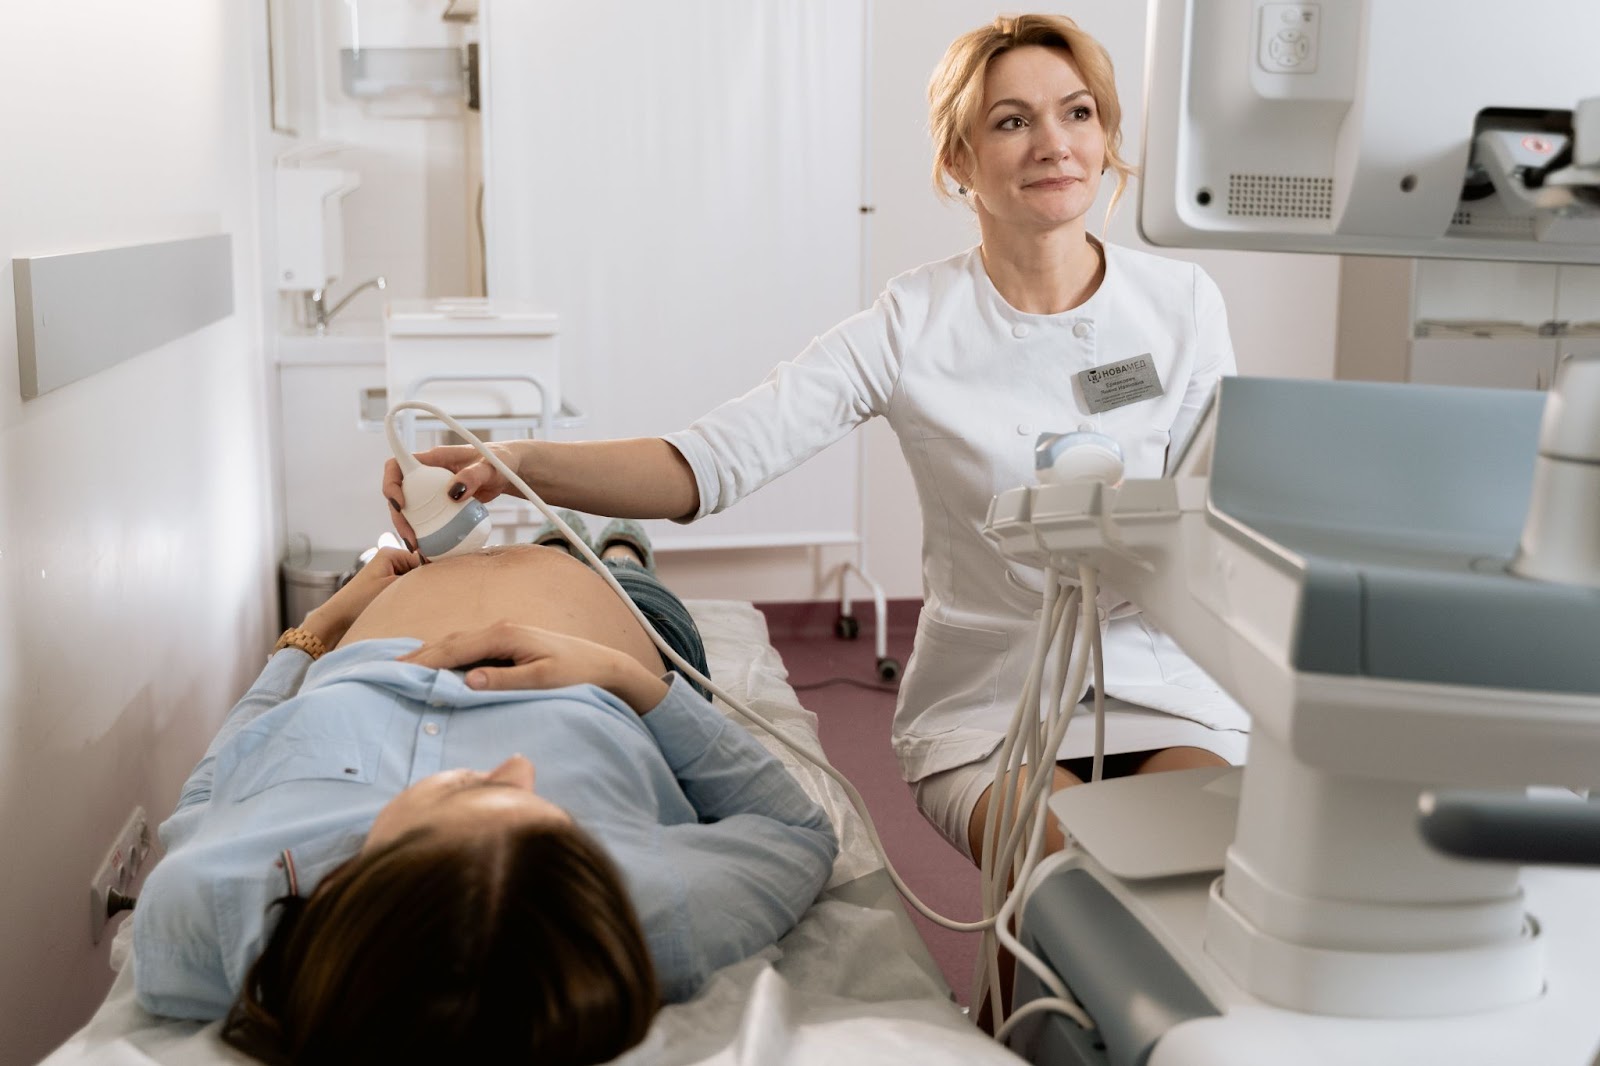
[604,561,713,701]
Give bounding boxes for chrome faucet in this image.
[306,275,386,333]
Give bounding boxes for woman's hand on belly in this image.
[398,621,670,714]
[301,547,422,649]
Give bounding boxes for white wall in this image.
[651,0,1341,603]
[0,3,276,1061]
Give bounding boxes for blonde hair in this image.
[927,14,1136,216]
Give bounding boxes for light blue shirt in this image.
[132,639,838,1019]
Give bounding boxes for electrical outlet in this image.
[89,806,150,945]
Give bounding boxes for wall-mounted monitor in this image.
[1139,0,1600,264]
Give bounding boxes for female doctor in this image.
[384,13,1248,865]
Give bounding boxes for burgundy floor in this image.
[757,601,980,1006]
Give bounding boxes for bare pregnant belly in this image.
[338,544,666,675]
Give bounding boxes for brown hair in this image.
[927,13,1136,216]
[222,822,658,1065]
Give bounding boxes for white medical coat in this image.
[666,243,1249,782]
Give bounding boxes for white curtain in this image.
[483,0,867,549]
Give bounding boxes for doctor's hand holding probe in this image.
[385,12,1250,1035]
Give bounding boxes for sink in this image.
[275,319,384,367]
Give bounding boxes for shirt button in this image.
[1073,322,1092,339]
[1017,423,1033,435]
[1012,323,1030,339]
[423,722,440,736]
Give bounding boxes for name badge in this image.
[1076,354,1164,414]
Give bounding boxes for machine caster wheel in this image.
[876,657,901,683]
[834,615,861,640]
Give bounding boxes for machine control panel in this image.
[1258,2,1320,74]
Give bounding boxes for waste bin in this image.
[280,549,363,628]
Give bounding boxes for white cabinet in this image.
[1407,338,1558,391]
[384,300,560,438]
[1335,258,1600,391]
[277,332,395,554]
[275,323,585,555]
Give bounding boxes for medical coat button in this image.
[423,722,440,736]
[1073,322,1092,339]
[1012,323,1030,339]
[1017,423,1033,435]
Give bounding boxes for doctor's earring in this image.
[957,185,968,196]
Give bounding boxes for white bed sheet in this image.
[43,600,1023,1066]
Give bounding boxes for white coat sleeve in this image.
[663,290,910,521]
[1166,265,1237,472]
